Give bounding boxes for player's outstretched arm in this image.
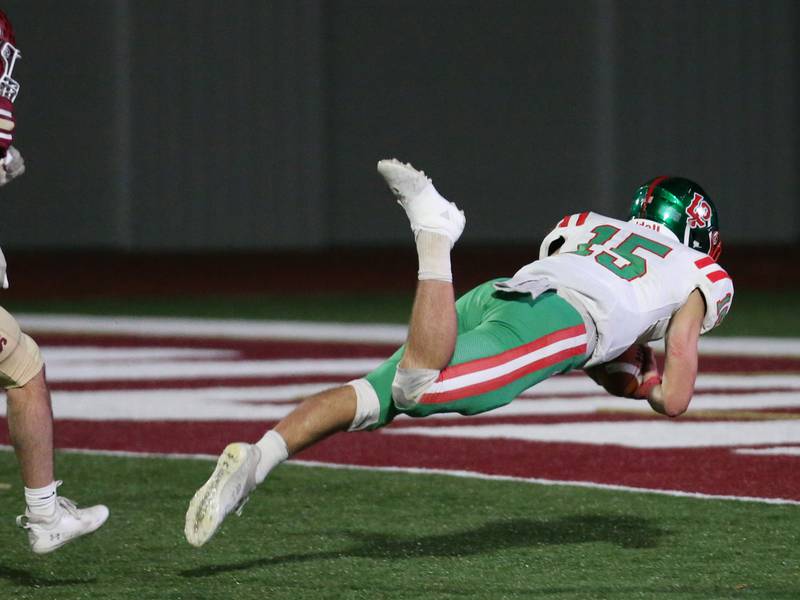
[642,289,705,417]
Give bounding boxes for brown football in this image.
[586,345,643,397]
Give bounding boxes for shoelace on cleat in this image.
[234,495,250,517]
[57,497,81,519]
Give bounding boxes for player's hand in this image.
[0,145,24,186]
[0,97,15,156]
[632,345,661,400]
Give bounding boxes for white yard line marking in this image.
[698,337,800,357]
[2,384,341,421]
[17,314,800,357]
[1,445,795,506]
[42,358,382,382]
[291,461,800,506]
[40,346,238,363]
[515,373,800,397]
[734,446,800,456]
[18,314,409,344]
[428,392,800,418]
[385,420,800,449]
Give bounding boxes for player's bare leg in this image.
[274,385,357,454]
[185,159,465,547]
[185,386,359,548]
[378,159,464,408]
[401,278,457,370]
[8,368,109,553]
[276,160,463,442]
[6,369,54,488]
[379,159,462,371]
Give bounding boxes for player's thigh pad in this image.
[0,306,44,389]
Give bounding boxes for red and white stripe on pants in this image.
[419,324,588,405]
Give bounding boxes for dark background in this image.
[0,1,796,261]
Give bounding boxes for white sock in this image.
[416,230,452,282]
[254,430,288,484]
[25,481,58,518]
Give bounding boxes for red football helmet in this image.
[0,10,20,101]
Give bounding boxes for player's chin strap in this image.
[633,375,661,400]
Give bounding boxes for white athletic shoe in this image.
[16,495,109,555]
[184,442,261,548]
[377,158,466,246]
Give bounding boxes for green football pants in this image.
[364,280,590,428]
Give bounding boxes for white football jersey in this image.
[495,211,734,366]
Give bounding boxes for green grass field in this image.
[0,290,798,599]
[1,452,798,600]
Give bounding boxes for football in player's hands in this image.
[586,344,644,398]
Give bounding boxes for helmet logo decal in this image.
[686,193,712,229]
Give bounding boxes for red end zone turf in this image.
[1,330,799,503]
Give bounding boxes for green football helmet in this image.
[629,176,722,260]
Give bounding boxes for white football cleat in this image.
[184,442,261,548]
[377,158,466,247]
[16,495,109,555]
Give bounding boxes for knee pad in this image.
[0,306,43,389]
[347,379,381,431]
[391,367,440,410]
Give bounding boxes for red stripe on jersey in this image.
[558,215,571,228]
[419,344,587,405]
[575,212,589,226]
[695,256,715,268]
[707,269,730,283]
[437,324,587,381]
